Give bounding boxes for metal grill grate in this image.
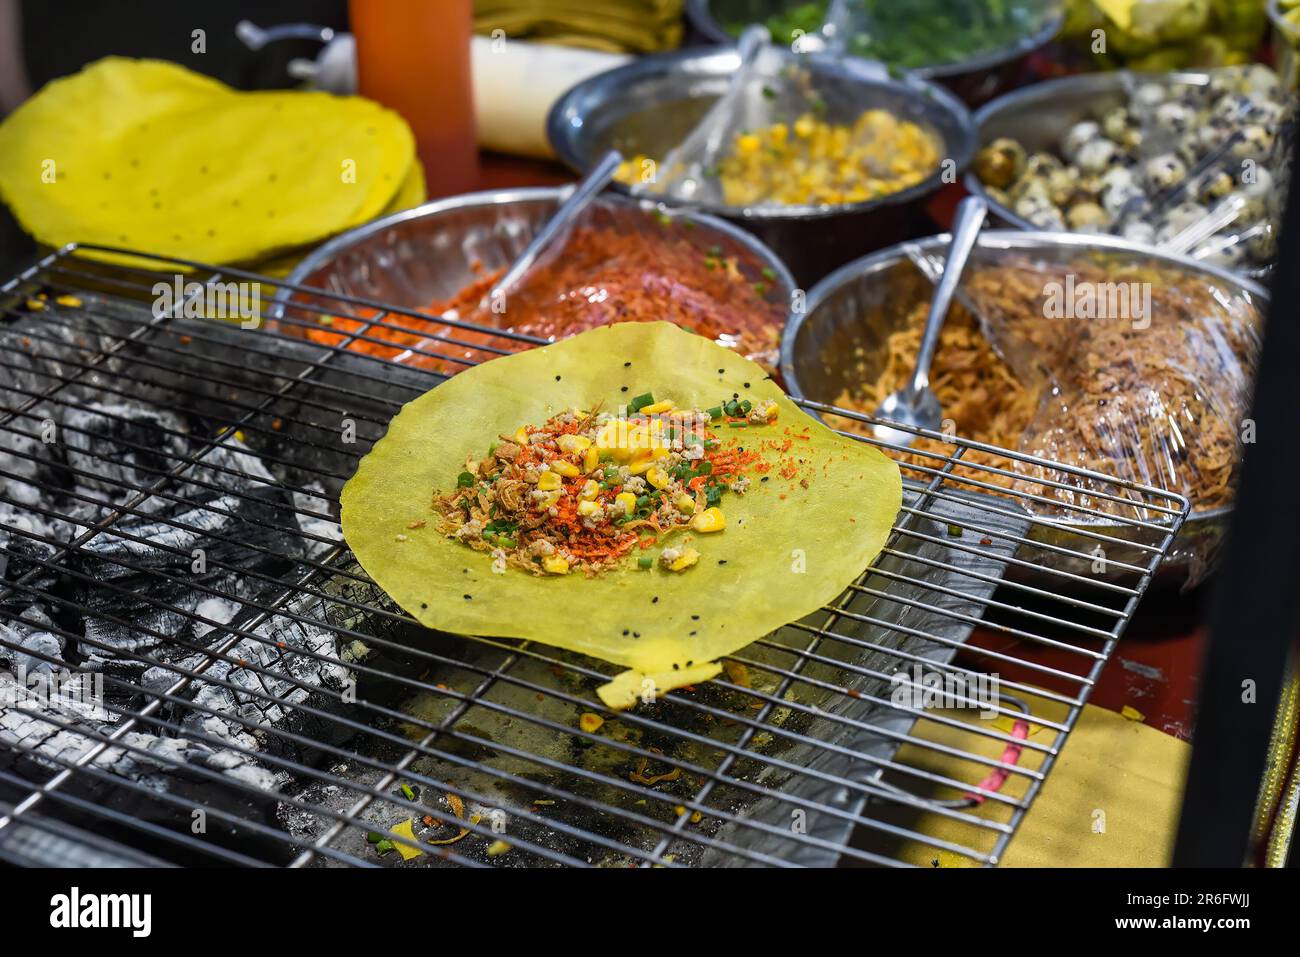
[0,244,1188,868]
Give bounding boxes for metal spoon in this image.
[489,149,623,303]
[873,195,988,447]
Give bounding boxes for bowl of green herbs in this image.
[686,0,1064,105]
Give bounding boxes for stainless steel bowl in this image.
[547,45,975,286]
[781,229,1267,586]
[964,70,1216,231]
[273,187,796,354]
[684,0,1064,105]
[967,69,1281,283]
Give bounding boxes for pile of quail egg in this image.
[974,65,1292,271]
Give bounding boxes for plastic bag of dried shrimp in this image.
[950,243,1265,585]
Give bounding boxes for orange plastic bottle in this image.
[350,0,478,200]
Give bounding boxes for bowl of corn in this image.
[547,44,975,285]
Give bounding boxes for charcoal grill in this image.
[0,243,1187,868]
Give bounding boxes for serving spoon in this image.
[488,148,624,304]
[872,195,988,448]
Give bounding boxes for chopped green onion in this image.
[400,783,416,801]
[638,556,653,569]
[705,406,723,419]
[628,392,655,412]
[497,536,517,550]
[947,524,963,538]
[635,495,650,508]
[456,471,475,488]
[375,839,394,855]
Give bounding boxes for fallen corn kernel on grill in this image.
[0,245,1186,867]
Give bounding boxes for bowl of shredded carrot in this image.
[271,186,795,378]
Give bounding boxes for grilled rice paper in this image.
[341,322,901,708]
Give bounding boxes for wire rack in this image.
[0,244,1188,868]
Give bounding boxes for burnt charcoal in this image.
[71,489,304,667]
[0,673,288,864]
[62,403,192,502]
[0,371,348,812]
[141,613,354,766]
[0,605,64,677]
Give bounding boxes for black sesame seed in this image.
[633,632,641,638]
[744,382,750,388]
[621,386,629,392]
[760,476,770,482]
[652,596,659,603]
[555,375,561,381]
[420,603,428,609]
[463,594,472,600]
[686,660,693,667]
[622,629,629,636]
[718,560,727,565]
[691,614,699,620]
[672,663,679,671]
[624,361,632,367]
[689,631,696,636]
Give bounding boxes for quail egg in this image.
[1066,202,1109,231]
[1154,101,1195,136]
[973,137,1027,190]
[1076,138,1120,174]
[1062,121,1101,163]
[1101,107,1129,141]
[1117,220,1155,246]
[1144,153,1187,192]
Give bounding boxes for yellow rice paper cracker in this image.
[341,323,902,705]
[0,57,414,266]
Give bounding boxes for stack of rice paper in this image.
[0,57,425,275]
[474,0,684,53]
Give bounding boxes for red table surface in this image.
[471,152,1207,738]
